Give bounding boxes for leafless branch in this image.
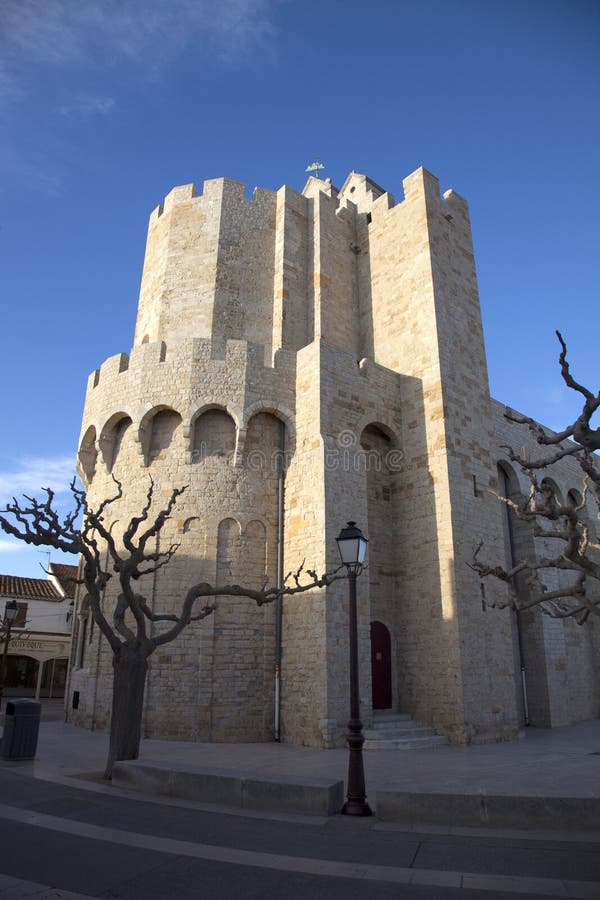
[153,564,346,648]
[472,333,599,622]
[0,474,348,776]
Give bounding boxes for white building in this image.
[0,563,76,700]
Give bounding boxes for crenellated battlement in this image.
[400,167,470,222]
[299,167,468,230]
[124,166,480,397]
[137,176,280,350]
[143,166,467,226]
[88,336,294,393]
[78,333,298,489]
[148,177,279,226]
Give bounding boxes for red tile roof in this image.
[48,563,78,599]
[0,575,62,601]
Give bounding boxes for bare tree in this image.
[472,332,599,623]
[0,479,342,778]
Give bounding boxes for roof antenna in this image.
[37,549,51,573]
[305,160,325,179]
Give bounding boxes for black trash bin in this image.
[1,699,41,760]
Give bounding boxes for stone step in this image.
[363,722,435,741]
[364,734,448,751]
[373,710,412,720]
[364,710,448,751]
[368,719,426,732]
[363,725,435,741]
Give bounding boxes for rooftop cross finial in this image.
[305,160,325,179]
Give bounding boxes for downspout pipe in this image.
[274,418,286,741]
[503,476,529,727]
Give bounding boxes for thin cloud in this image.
[1,0,278,101]
[59,95,116,118]
[545,386,569,407]
[0,62,23,104]
[1,1,279,192]
[0,540,29,554]
[0,456,77,502]
[0,143,63,195]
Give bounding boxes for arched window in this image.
[183,516,201,534]
[245,412,284,477]
[359,423,398,661]
[216,518,241,581]
[497,462,524,571]
[100,415,133,473]
[111,418,133,470]
[497,461,519,502]
[76,597,90,669]
[78,426,97,484]
[360,424,393,483]
[193,409,236,462]
[566,488,590,541]
[148,409,182,463]
[497,461,531,726]
[540,477,562,503]
[244,520,267,589]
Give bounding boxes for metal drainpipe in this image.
[143,531,160,738]
[90,548,108,730]
[504,483,529,726]
[351,206,362,358]
[274,418,286,741]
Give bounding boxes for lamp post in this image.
[0,600,18,711]
[336,521,372,817]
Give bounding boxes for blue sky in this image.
[1,0,598,577]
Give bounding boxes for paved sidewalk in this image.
[2,708,600,808]
[3,706,600,894]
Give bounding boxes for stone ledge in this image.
[376,789,600,830]
[112,760,344,816]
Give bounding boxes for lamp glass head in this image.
[336,521,368,569]
[5,600,18,622]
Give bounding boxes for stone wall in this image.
[492,399,600,727]
[69,337,295,741]
[67,167,598,748]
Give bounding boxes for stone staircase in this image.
[363,710,448,750]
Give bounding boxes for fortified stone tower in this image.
[69,168,523,747]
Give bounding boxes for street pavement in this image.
[1,764,600,899]
[0,702,599,898]
[19,704,600,815]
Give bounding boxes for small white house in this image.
[0,563,76,700]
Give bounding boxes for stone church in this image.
[67,167,599,748]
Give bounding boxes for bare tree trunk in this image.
[0,478,346,783]
[104,645,148,779]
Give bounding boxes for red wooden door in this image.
[370,620,392,709]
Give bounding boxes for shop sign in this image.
[8,639,67,655]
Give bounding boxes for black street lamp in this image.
[0,600,18,711]
[336,521,372,816]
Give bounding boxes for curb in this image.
[376,789,600,830]
[112,759,345,816]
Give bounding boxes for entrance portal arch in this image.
[370,620,392,710]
